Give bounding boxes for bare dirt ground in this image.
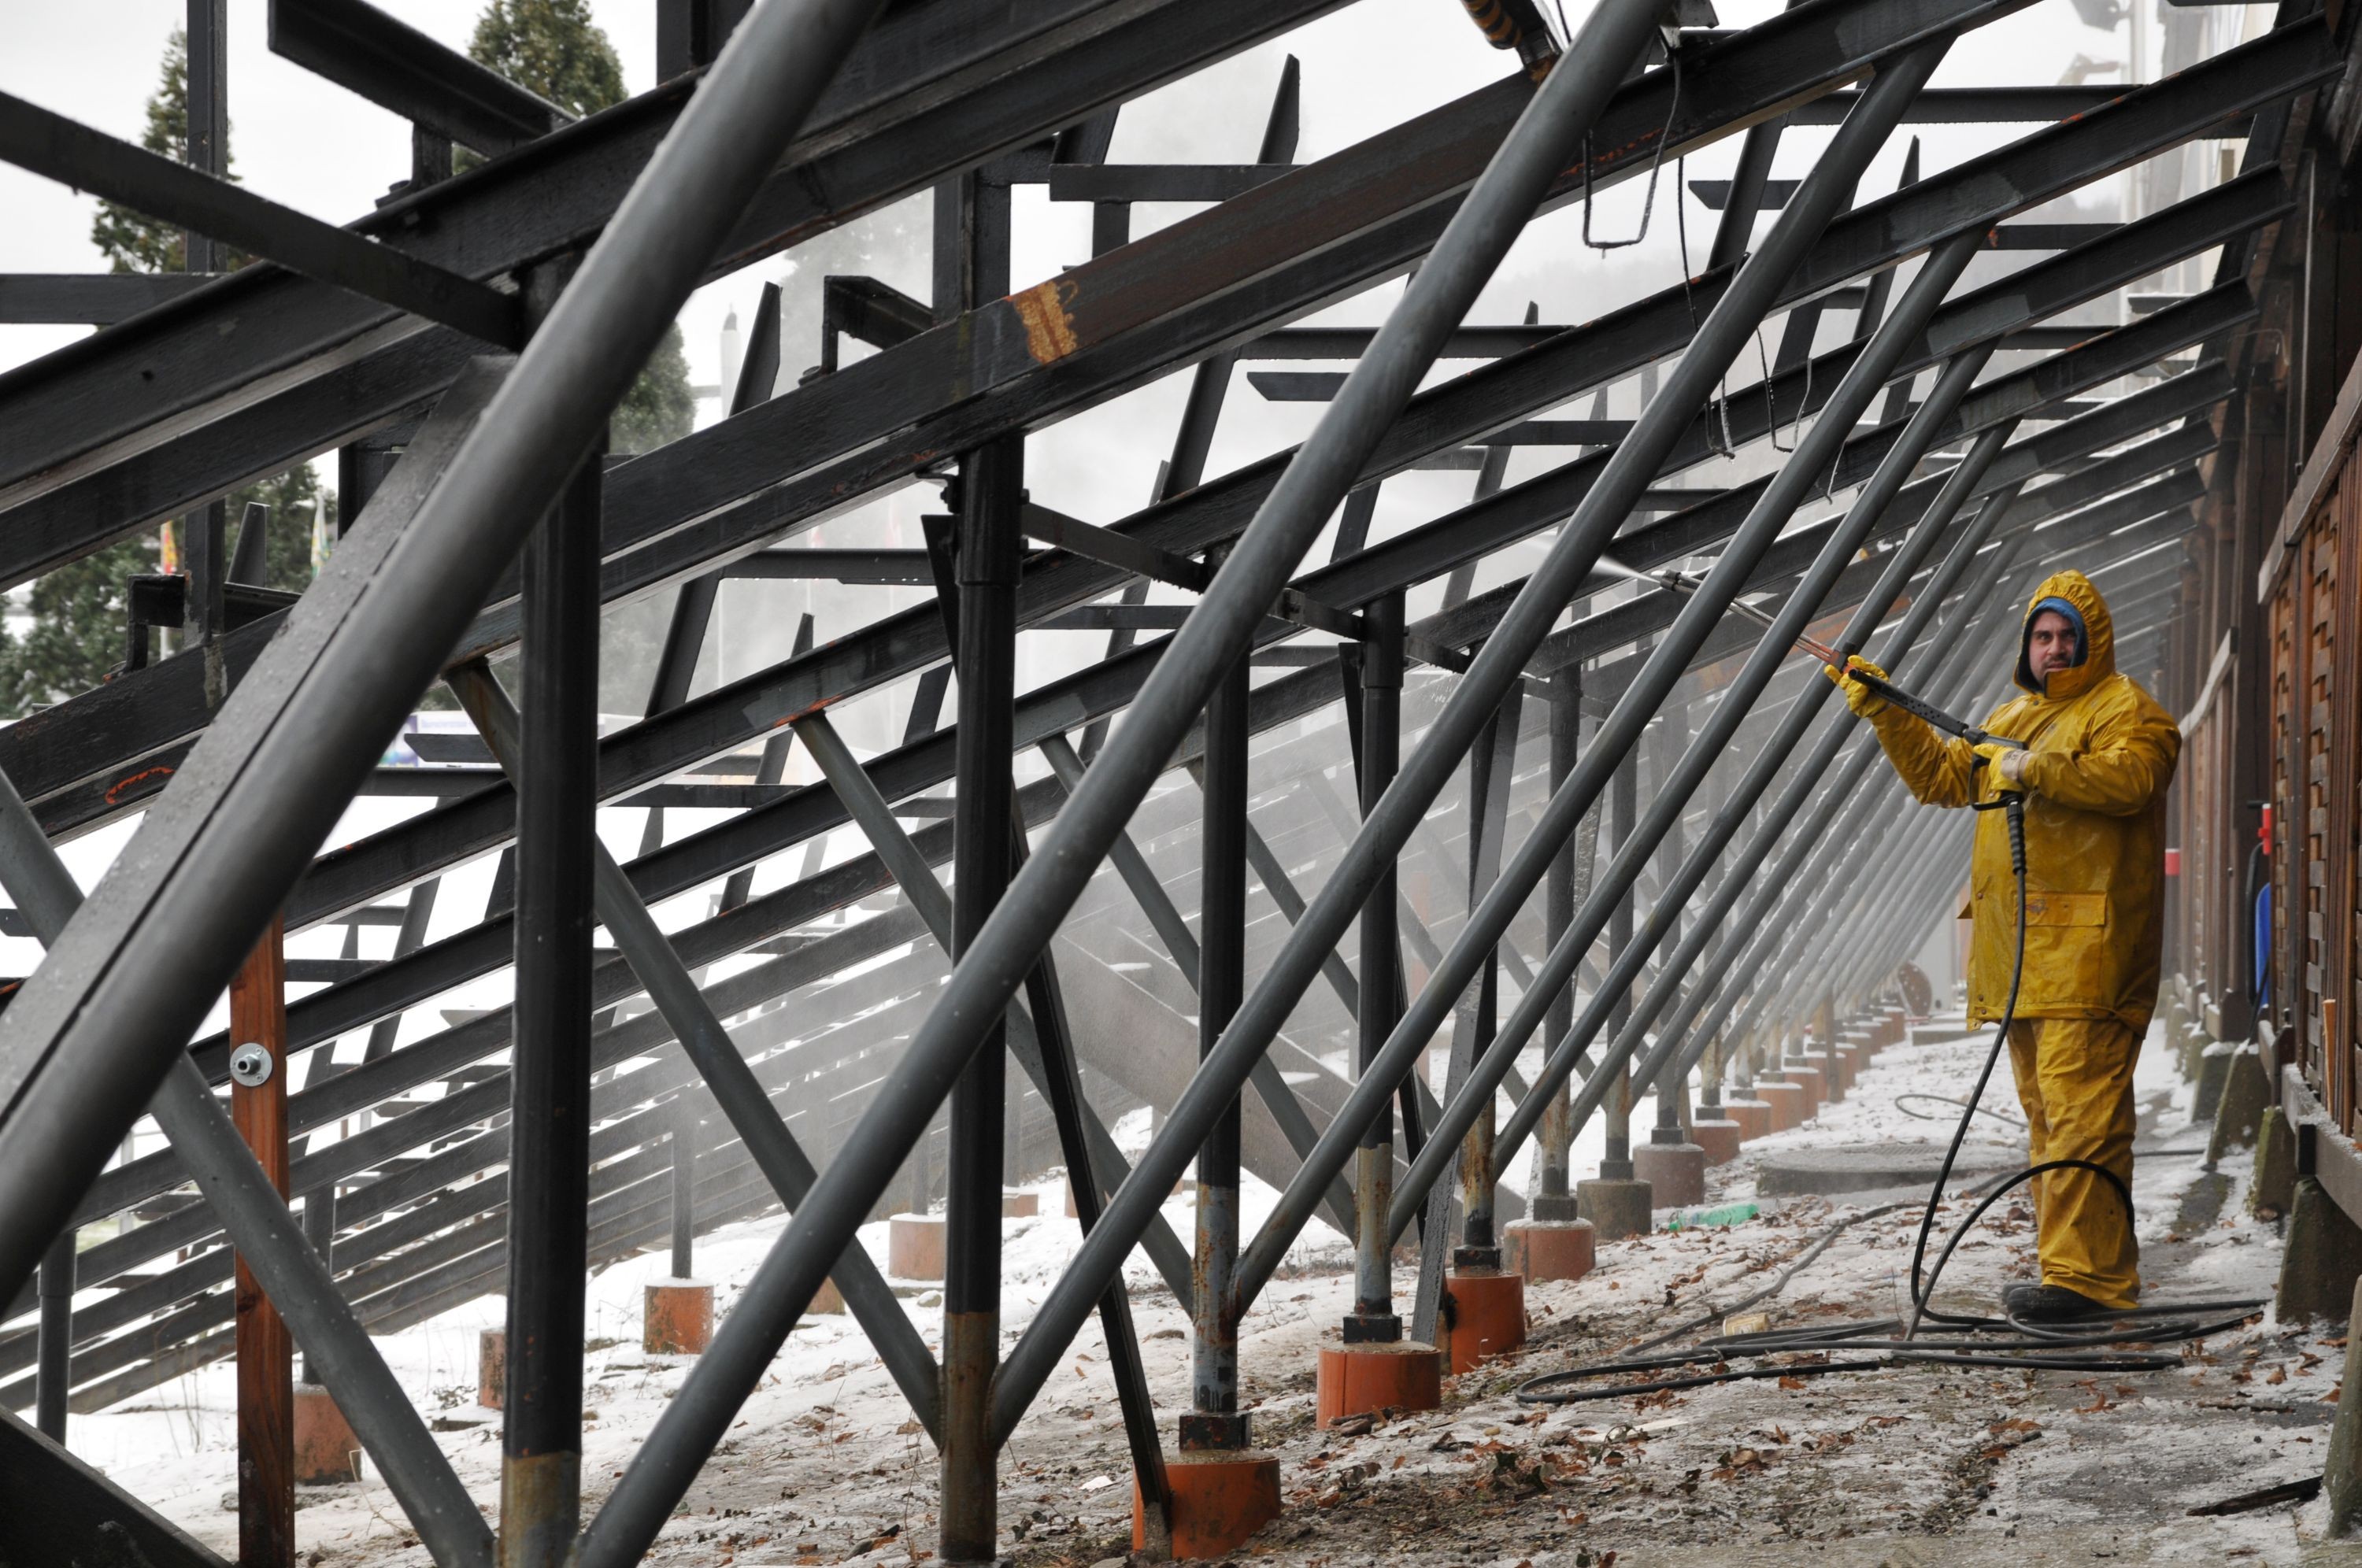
[113,1020,2362,1566]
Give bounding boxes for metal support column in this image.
[1532,670,1584,1221]
[1598,754,1639,1182]
[1346,591,1404,1343]
[499,442,601,1568]
[34,1226,72,1440]
[939,161,1023,1566]
[231,915,294,1568]
[1454,684,1524,1267]
[1185,590,1250,1452]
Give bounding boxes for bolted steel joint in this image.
[228,1041,274,1088]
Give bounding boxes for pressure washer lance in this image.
[1594,557,2024,751]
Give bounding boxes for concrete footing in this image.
[2192,1040,2238,1123]
[1441,1270,1525,1374]
[808,1275,847,1315]
[1135,1450,1283,1559]
[477,1328,504,1410]
[644,1281,715,1355]
[1690,1118,1743,1166]
[1504,1219,1594,1282]
[2324,1277,2362,1536]
[1794,1052,1838,1104]
[888,1214,946,1280]
[2278,1176,2362,1322]
[1316,1341,1442,1426]
[1754,1079,1807,1130]
[1632,1141,1708,1207]
[2253,1106,2298,1219]
[293,1385,363,1485]
[1777,1066,1825,1119]
[2206,1046,2271,1164]
[1002,1190,1039,1219]
[1723,1100,1775,1140]
[1576,1177,1653,1242]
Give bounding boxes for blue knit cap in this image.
[2028,596,2088,666]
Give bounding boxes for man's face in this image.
[2027,608,2079,687]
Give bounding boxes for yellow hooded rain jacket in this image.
[1862,570,2180,1030]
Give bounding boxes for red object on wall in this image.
[2164,847,2182,876]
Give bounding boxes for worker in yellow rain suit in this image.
[1827,570,2179,1321]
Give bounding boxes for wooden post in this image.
[232,914,294,1568]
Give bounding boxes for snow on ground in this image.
[62,1016,2360,1566]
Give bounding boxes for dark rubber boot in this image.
[2009,1284,2108,1322]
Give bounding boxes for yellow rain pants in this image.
[2004,1016,2141,1309]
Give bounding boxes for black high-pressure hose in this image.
[1516,775,2265,1408]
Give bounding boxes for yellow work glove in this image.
[1822,654,1890,719]
[1972,741,2030,793]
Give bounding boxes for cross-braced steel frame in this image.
[0,0,2335,1562]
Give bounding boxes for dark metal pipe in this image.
[670,1095,696,1281]
[942,415,1022,1563]
[1531,669,1585,1215]
[500,447,600,1568]
[1187,610,1249,1448]
[34,1227,71,1440]
[1349,592,1404,1341]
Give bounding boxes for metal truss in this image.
[0,0,2336,1562]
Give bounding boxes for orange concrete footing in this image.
[1503,1218,1595,1281]
[1753,1081,1806,1131]
[808,1275,847,1315]
[1797,1052,1838,1103]
[1690,1117,1744,1166]
[888,1214,946,1280]
[1723,1098,1775,1140]
[644,1281,715,1355]
[1316,1341,1442,1425]
[1133,1450,1283,1559]
[293,1385,364,1485]
[1442,1269,1526,1374]
[477,1328,505,1410]
[1632,1141,1708,1208]
[1003,1190,1039,1219]
[1779,1067,1825,1119]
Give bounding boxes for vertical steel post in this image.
[182,0,230,708]
[1455,685,1523,1268]
[938,161,1021,1568]
[670,1093,697,1281]
[1598,753,1639,1182]
[499,441,601,1568]
[231,915,294,1568]
[1186,584,1250,1452]
[184,0,227,272]
[1646,702,1691,1152]
[34,1226,72,1439]
[1533,670,1583,1220]
[1347,592,1405,1343]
